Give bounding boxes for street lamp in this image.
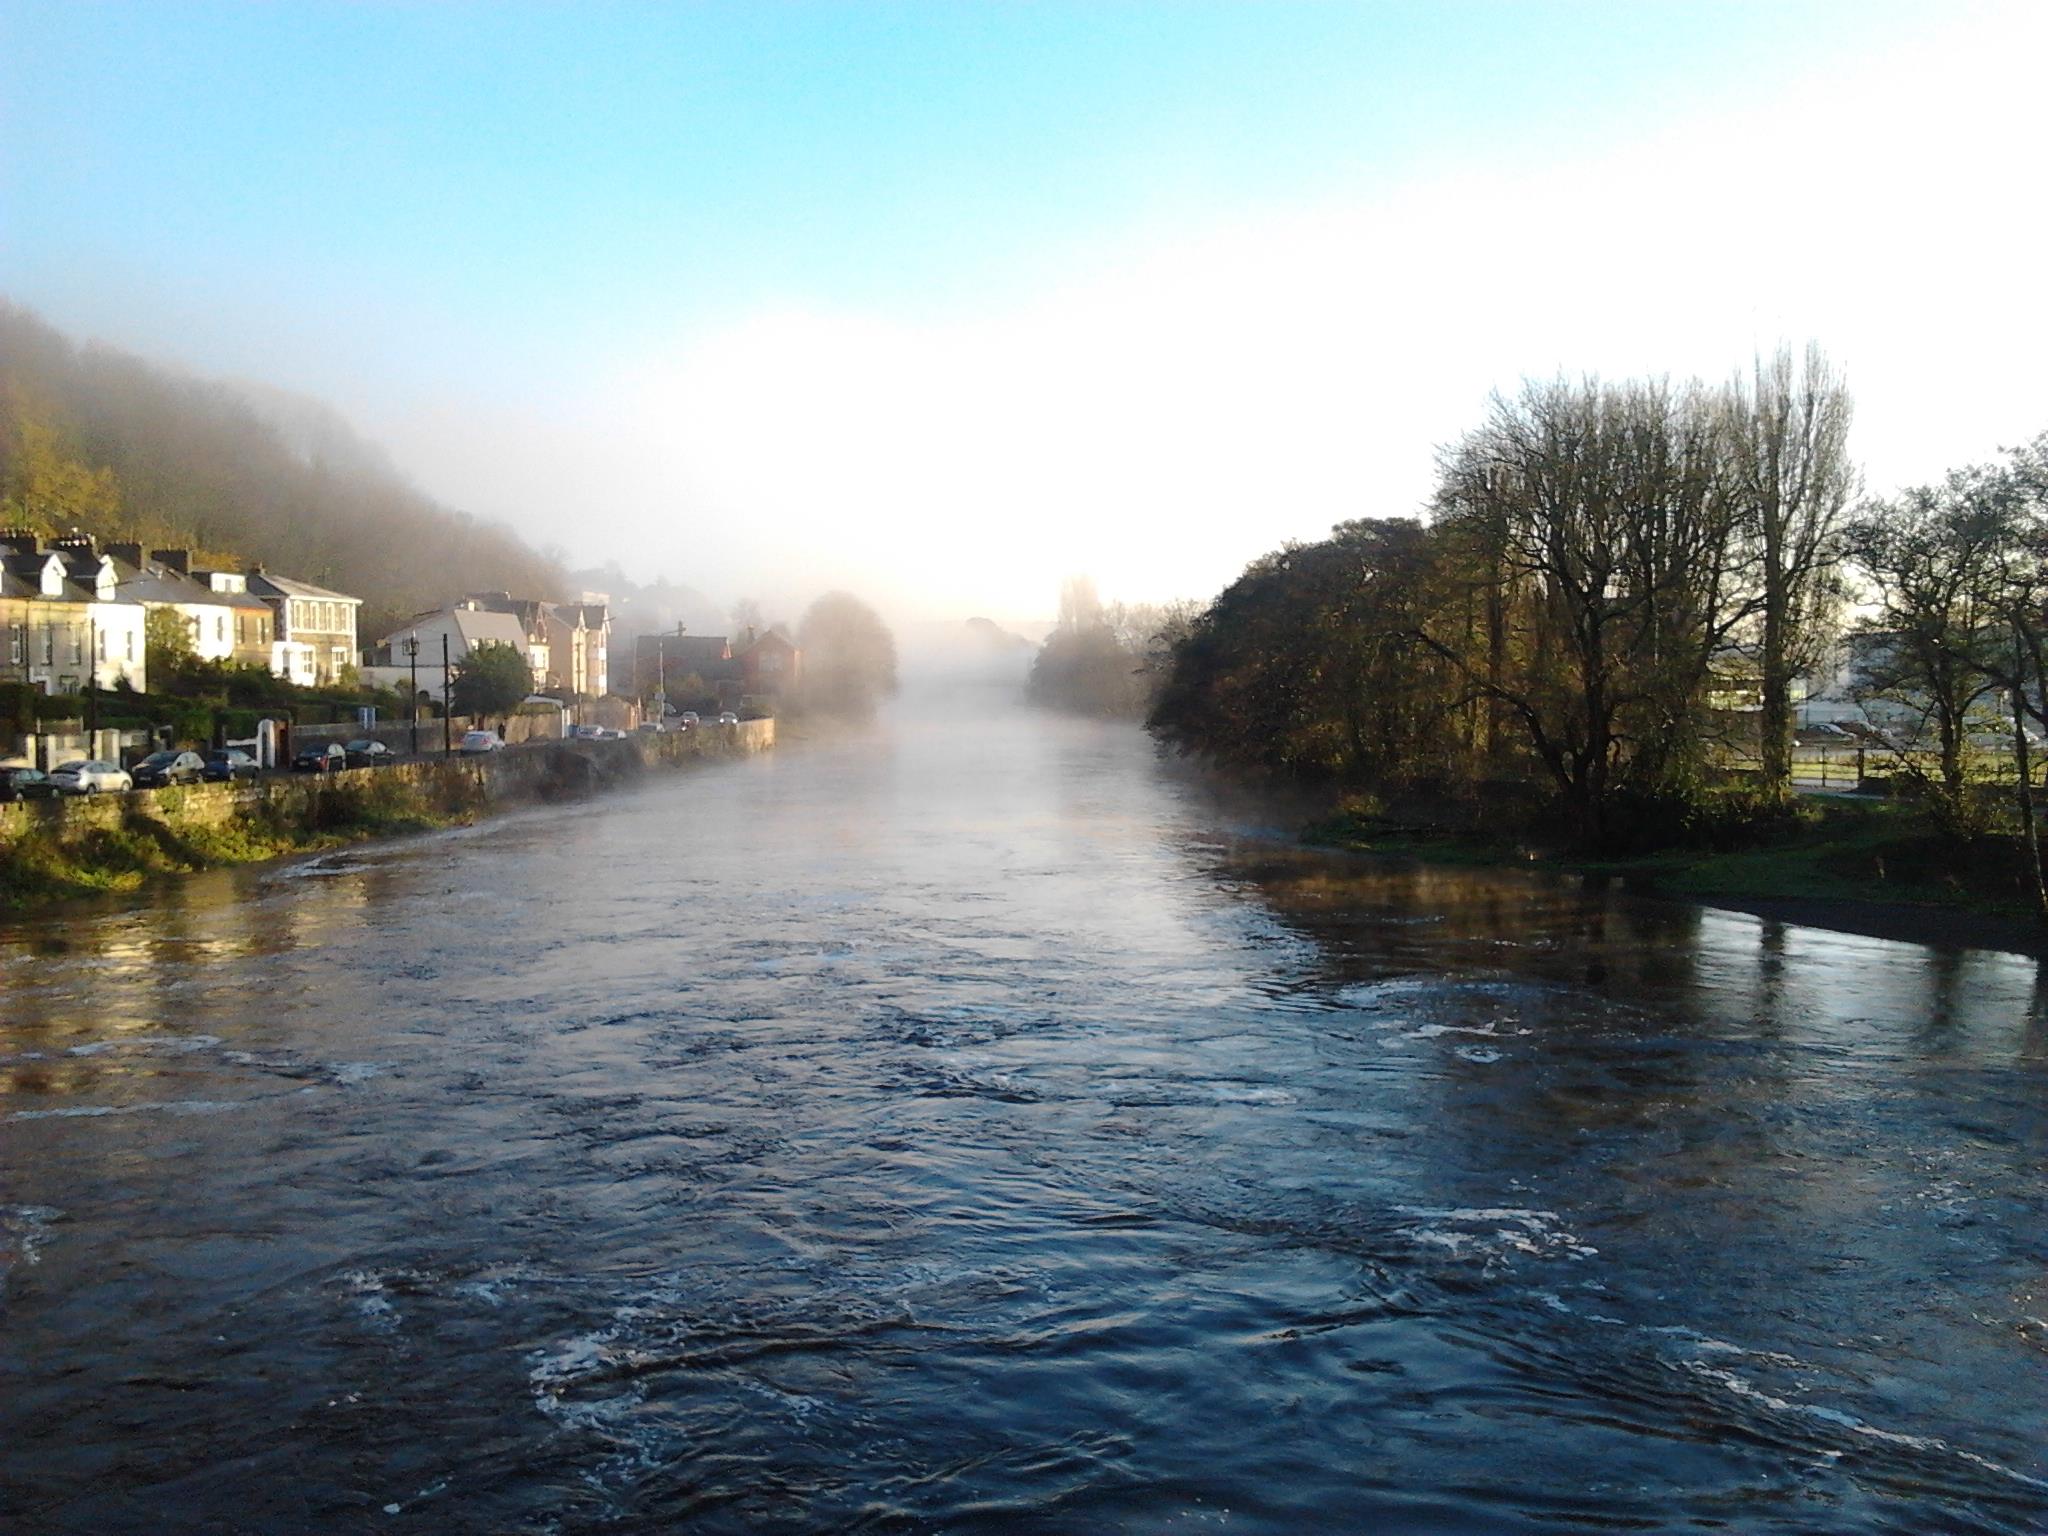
[403,634,420,756]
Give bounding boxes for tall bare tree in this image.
[1726,343,1857,801]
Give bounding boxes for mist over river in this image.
[3,694,2045,1534]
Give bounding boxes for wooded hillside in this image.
[0,301,566,637]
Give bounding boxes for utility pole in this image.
[405,635,419,756]
[441,633,453,757]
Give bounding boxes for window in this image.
[7,624,21,664]
[216,614,227,643]
[125,630,135,663]
[69,626,83,663]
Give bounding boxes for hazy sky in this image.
[5,1,2046,622]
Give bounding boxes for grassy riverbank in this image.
[0,780,470,907]
[1305,795,2048,954]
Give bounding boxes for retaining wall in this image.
[0,719,774,862]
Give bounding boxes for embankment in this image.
[0,720,773,906]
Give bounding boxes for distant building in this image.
[635,625,799,711]
[458,591,612,698]
[736,627,801,697]
[360,600,535,704]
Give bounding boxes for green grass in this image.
[0,791,469,908]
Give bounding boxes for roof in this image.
[113,558,256,611]
[640,634,733,675]
[453,608,530,652]
[247,570,362,603]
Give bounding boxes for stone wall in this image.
[0,718,773,864]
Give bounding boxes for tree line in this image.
[1147,344,2048,864]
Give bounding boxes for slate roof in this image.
[247,570,362,604]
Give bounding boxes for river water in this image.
[3,698,2045,1534]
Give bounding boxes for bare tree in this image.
[1424,376,1749,846]
[1727,344,1857,801]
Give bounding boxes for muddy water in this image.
[3,700,2045,1533]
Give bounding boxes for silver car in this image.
[49,759,133,795]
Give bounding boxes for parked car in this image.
[49,759,133,795]
[678,711,700,727]
[717,711,740,726]
[343,738,398,767]
[635,720,667,735]
[202,748,260,783]
[291,742,347,773]
[459,729,504,754]
[0,765,61,802]
[131,750,208,788]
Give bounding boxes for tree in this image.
[796,592,898,719]
[1727,344,1856,802]
[143,605,196,679]
[1840,477,2006,833]
[1424,376,1750,846]
[450,640,531,724]
[0,409,122,532]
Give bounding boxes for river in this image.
[3,697,2045,1534]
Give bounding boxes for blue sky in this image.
[4,2,2044,620]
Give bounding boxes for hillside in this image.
[0,300,566,638]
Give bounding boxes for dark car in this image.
[291,742,346,773]
[202,748,260,783]
[131,750,208,788]
[0,765,61,803]
[342,738,397,768]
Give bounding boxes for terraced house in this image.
[0,530,148,694]
[108,545,275,670]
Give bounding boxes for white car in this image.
[49,759,133,795]
[717,711,740,726]
[459,729,504,754]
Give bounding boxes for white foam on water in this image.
[1680,1361,2048,1491]
[1205,1084,1298,1105]
[1396,1205,1599,1262]
[0,1205,61,1271]
[1456,1046,1502,1064]
[7,1098,244,1122]
[66,1034,221,1057]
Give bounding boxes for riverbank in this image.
[1304,795,2048,956]
[0,720,773,908]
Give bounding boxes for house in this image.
[463,591,612,698]
[0,530,148,694]
[636,630,735,705]
[549,597,611,699]
[359,600,535,705]
[735,626,801,697]
[106,545,275,670]
[246,568,363,685]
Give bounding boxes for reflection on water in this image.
[2,698,2045,1534]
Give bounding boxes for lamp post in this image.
[404,635,420,756]
[84,608,98,745]
[441,633,453,757]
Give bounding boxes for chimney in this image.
[0,528,39,556]
[53,531,97,554]
[150,548,191,575]
[105,541,144,567]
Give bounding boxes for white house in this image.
[359,601,533,705]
